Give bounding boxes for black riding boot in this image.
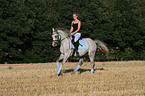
[72,41,79,56]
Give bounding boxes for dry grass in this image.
[0,61,145,96]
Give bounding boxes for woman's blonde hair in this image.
[73,13,79,17]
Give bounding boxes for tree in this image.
[0,0,144,63]
[0,0,61,63]
[0,0,33,63]
[58,0,145,60]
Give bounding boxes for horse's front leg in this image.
[56,54,64,69]
[57,51,71,76]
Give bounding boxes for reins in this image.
[60,35,70,42]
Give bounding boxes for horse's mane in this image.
[57,28,69,34]
[57,28,70,39]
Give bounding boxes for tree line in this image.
[0,0,145,63]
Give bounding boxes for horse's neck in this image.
[60,33,70,44]
[60,33,66,39]
[60,33,71,50]
[59,32,69,40]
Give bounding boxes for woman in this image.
[70,13,81,56]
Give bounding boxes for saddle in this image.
[71,35,83,47]
[70,36,87,50]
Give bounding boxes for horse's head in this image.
[52,28,70,47]
[52,28,60,47]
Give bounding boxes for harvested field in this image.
[0,61,145,96]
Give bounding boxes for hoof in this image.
[57,67,62,76]
[71,71,75,75]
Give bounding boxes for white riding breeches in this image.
[73,33,81,42]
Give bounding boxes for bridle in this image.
[60,35,69,42]
[52,30,69,42]
[52,28,70,47]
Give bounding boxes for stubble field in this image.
[0,61,145,96]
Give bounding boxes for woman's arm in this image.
[70,21,73,33]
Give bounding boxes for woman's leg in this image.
[74,33,81,42]
[74,33,81,56]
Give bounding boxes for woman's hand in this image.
[71,32,74,35]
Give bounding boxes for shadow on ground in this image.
[63,67,105,74]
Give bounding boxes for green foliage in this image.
[0,0,61,63]
[59,0,145,61]
[0,0,145,63]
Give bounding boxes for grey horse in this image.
[52,28,109,75]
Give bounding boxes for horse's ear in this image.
[52,28,54,32]
[55,28,58,31]
[52,28,58,32]
[52,28,56,34]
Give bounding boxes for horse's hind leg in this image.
[74,57,83,72]
[89,51,95,74]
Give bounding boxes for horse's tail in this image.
[94,39,109,59]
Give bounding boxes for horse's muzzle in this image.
[52,41,58,47]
